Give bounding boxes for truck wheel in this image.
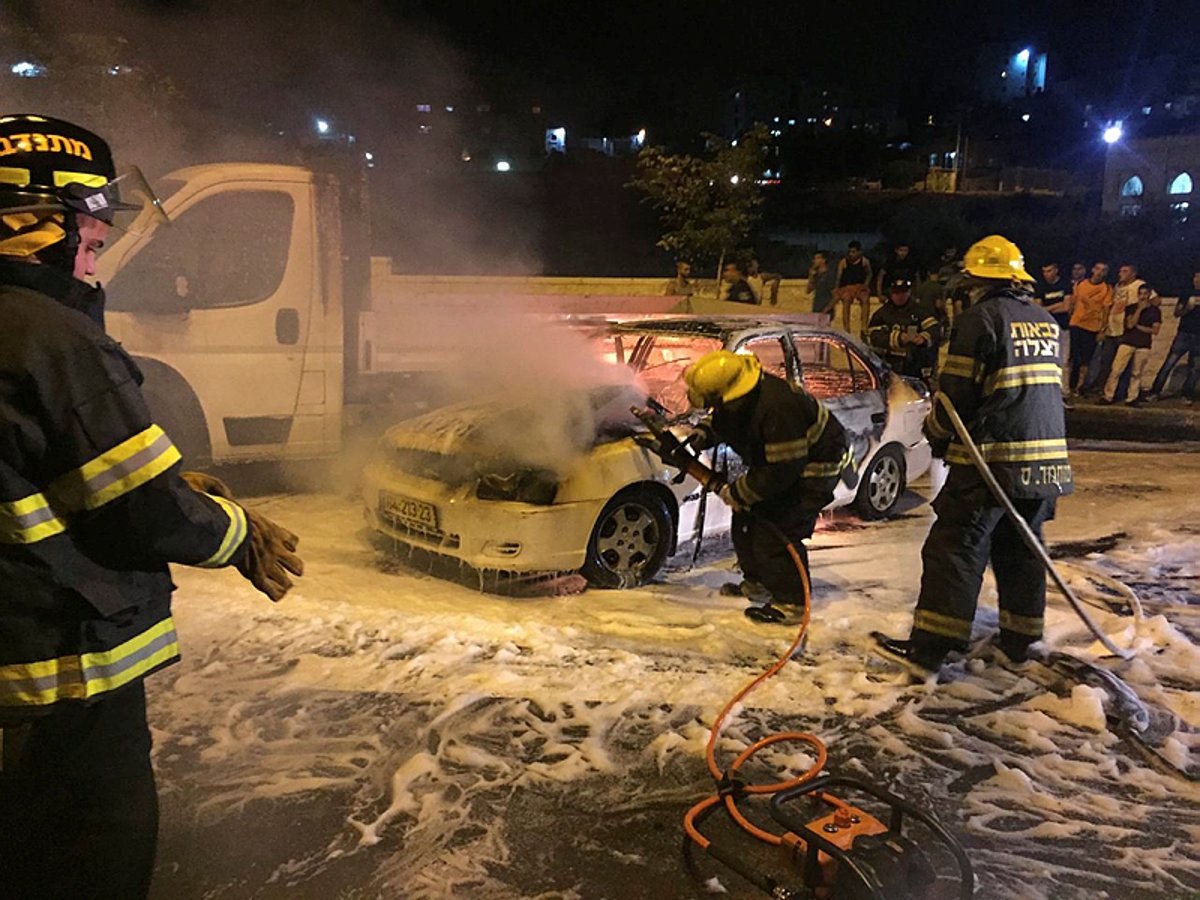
[146,390,211,469]
[581,489,674,589]
[854,444,906,519]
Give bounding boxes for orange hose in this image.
[684,539,834,852]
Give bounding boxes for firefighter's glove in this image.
[238,509,304,603]
[182,470,236,500]
[717,482,746,512]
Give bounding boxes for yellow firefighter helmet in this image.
[962,234,1035,282]
[684,350,762,407]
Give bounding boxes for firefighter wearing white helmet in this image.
[684,350,851,623]
[877,235,1073,675]
[0,114,303,899]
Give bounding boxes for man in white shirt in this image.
[1084,263,1143,395]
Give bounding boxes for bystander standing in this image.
[1066,262,1112,395]
[1085,263,1143,395]
[721,260,758,304]
[806,250,837,318]
[1146,269,1200,405]
[1102,283,1161,406]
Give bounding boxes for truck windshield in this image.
[106,190,294,313]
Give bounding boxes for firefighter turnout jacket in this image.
[926,284,1073,499]
[866,301,943,378]
[0,260,248,722]
[712,373,852,516]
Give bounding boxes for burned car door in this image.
[789,333,884,467]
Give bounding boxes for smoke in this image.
[370,302,644,478]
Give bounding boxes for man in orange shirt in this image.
[1067,262,1113,395]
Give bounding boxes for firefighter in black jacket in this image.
[684,351,851,622]
[0,115,303,900]
[866,276,943,382]
[877,235,1072,675]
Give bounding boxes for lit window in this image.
[10,61,46,77]
[416,104,431,113]
[531,105,542,114]
[1120,175,1144,197]
[1168,172,1193,195]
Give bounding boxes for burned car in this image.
[362,317,932,588]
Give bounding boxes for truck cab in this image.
[97,163,346,466]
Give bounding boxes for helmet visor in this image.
[64,166,169,233]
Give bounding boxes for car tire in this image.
[581,489,674,589]
[854,444,906,519]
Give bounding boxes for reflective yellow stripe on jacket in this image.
[803,447,854,479]
[0,491,67,544]
[0,617,180,707]
[196,494,248,567]
[764,403,829,463]
[945,438,1068,465]
[51,424,181,511]
[983,363,1063,395]
[940,353,978,380]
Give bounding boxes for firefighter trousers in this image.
[732,507,818,607]
[0,680,158,900]
[909,474,1056,664]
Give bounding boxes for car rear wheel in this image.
[854,444,906,519]
[581,489,674,589]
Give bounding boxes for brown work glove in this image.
[182,470,235,499]
[237,508,304,602]
[182,471,303,602]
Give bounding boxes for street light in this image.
[496,160,511,172]
[314,117,331,135]
[1103,122,1124,144]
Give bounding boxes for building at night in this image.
[1102,134,1198,217]
[976,43,1048,105]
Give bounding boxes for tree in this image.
[629,124,770,279]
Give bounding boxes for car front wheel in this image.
[854,444,906,519]
[581,489,674,589]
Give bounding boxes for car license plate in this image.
[380,491,439,532]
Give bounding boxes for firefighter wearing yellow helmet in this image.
[0,115,303,899]
[876,235,1072,676]
[683,349,851,623]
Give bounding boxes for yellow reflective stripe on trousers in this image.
[913,609,973,641]
[51,424,182,511]
[999,609,1044,637]
[196,494,248,567]
[0,491,67,544]
[764,403,829,463]
[940,354,977,379]
[983,363,1063,395]
[945,438,1069,465]
[0,617,179,707]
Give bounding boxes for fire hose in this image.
[632,406,973,899]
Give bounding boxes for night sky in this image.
[6,0,1197,140]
